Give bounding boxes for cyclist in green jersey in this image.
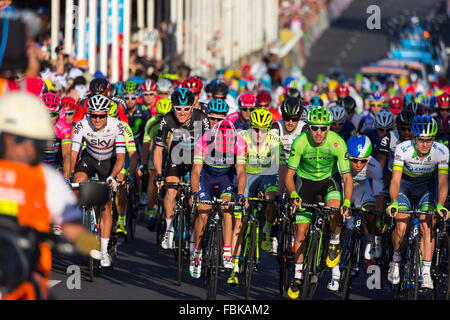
[141,98,173,231]
[285,106,353,299]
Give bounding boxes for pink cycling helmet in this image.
[41,92,61,113]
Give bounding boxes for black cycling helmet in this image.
[286,88,302,99]
[212,82,229,98]
[89,78,111,95]
[281,97,303,117]
[171,88,195,106]
[338,96,357,113]
[396,110,415,127]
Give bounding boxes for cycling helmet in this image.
[89,78,111,95]
[140,79,157,93]
[368,91,385,105]
[310,96,323,107]
[171,88,195,106]
[211,120,237,153]
[307,106,333,125]
[88,94,110,113]
[336,84,350,98]
[109,101,119,118]
[329,106,346,123]
[208,99,229,115]
[156,98,173,115]
[339,96,357,113]
[389,96,403,109]
[157,79,173,94]
[256,90,272,105]
[404,102,424,115]
[420,96,433,108]
[375,110,395,129]
[61,97,77,114]
[113,82,125,96]
[437,93,450,108]
[212,82,229,97]
[281,97,302,117]
[347,134,373,158]
[404,93,414,106]
[41,93,61,113]
[238,93,257,109]
[396,110,415,127]
[411,115,438,137]
[124,80,139,95]
[442,114,450,133]
[182,76,203,94]
[250,108,273,128]
[285,88,302,99]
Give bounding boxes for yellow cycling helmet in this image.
[328,80,338,91]
[398,76,408,88]
[251,108,273,128]
[156,97,173,115]
[109,101,118,117]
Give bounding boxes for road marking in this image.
[48,280,62,288]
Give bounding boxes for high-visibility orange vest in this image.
[0,160,52,284]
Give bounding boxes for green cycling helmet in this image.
[124,80,139,94]
[306,106,333,125]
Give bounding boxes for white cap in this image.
[0,92,54,140]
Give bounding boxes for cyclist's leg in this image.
[163,163,183,232]
[115,169,128,235]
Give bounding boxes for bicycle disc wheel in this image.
[177,209,184,286]
[244,222,257,300]
[301,233,319,300]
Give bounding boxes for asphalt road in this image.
[303,0,443,78]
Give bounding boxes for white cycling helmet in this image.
[0,92,54,140]
[88,94,110,113]
[157,79,173,94]
[375,110,395,129]
[330,105,346,123]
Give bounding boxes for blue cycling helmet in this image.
[411,114,438,137]
[310,96,323,107]
[208,99,229,114]
[404,93,414,106]
[347,134,373,158]
[113,82,124,96]
[171,88,195,106]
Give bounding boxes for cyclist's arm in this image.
[437,146,449,206]
[285,168,297,198]
[389,169,402,202]
[110,122,127,179]
[153,145,163,175]
[141,119,152,167]
[377,135,390,169]
[236,163,246,196]
[191,163,203,193]
[62,143,72,179]
[341,172,353,206]
[110,153,125,179]
[154,116,169,175]
[128,150,138,176]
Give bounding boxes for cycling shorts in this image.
[295,173,342,224]
[75,151,116,181]
[165,161,192,179]
[198,170,236,202]
[397,178,437,211]
[244,174,278,198]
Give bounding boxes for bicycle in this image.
[299,202,339,300]
[431,211,450,300]
[388,207,435,300]
[125,175,139,242]
[339,207,383,300]
[276,195,296,297]
[164,181,192,286]
[196,199,236,300]
[240,197,266,300]
[155,184,166,252]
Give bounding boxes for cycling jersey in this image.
[156,109,210,166]
[271,120,306,154]
[357,111,376,133]
[127,103,151,144]
[379,130,400,171]
[288,131,351,181]
[44,120,72,167]
[226,112,251,131]
[194,130,247,176]
[393,140,449,182]
[337,120,356,142]
[143,115,162,145]
[238,129,285,175]
[363,128,383,157]
[72,116,126,161]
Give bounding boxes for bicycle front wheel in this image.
[341,234,358,300]
[206,225,222,300]
[406,238,420,300]
[244,222,257,300]
[301,232,319,300]
[176,208,184,286]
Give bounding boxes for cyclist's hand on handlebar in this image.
[236,194,245,206]
[290,191,302,209]
[117,172,127,186]
[137,164,147,177]
[189,192,200,207]
[106,176,118,192]
[155,174,164,188]
[386,201,399,218]
[341,199,351,218]
[436,204,449,220]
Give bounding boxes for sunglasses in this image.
[416,138,434,144]
[439,108,450,112]
[240,107,254,112]
[209,116,226,122]
[350,158,369,164]
[332,122,344,126]
[143,93,155,96]
[259,104,270,108]
[370,103,384,107]
[90,114,108,119]
[174,106,192,112]
[398,127,412,132]
[283,116,300,122]
[213,96,226,100]
[49,112,59,117]
[125,96,137,100]
[310,125,329,132]
[376,128,389,132]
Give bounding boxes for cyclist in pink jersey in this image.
[226,93,256,131]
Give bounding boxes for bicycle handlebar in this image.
[301,202,340,212]
[195,200,237,206]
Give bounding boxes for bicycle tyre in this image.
[341,233,357,300]
[245,221,257,300]
[85,207,95,282]
[155,201,164,252]
[301,232,319,300]
[406,237,420,300]
[176,207,184,286]
[206,225,220,300]
[278,219,289,296]
[443,233,450,300]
